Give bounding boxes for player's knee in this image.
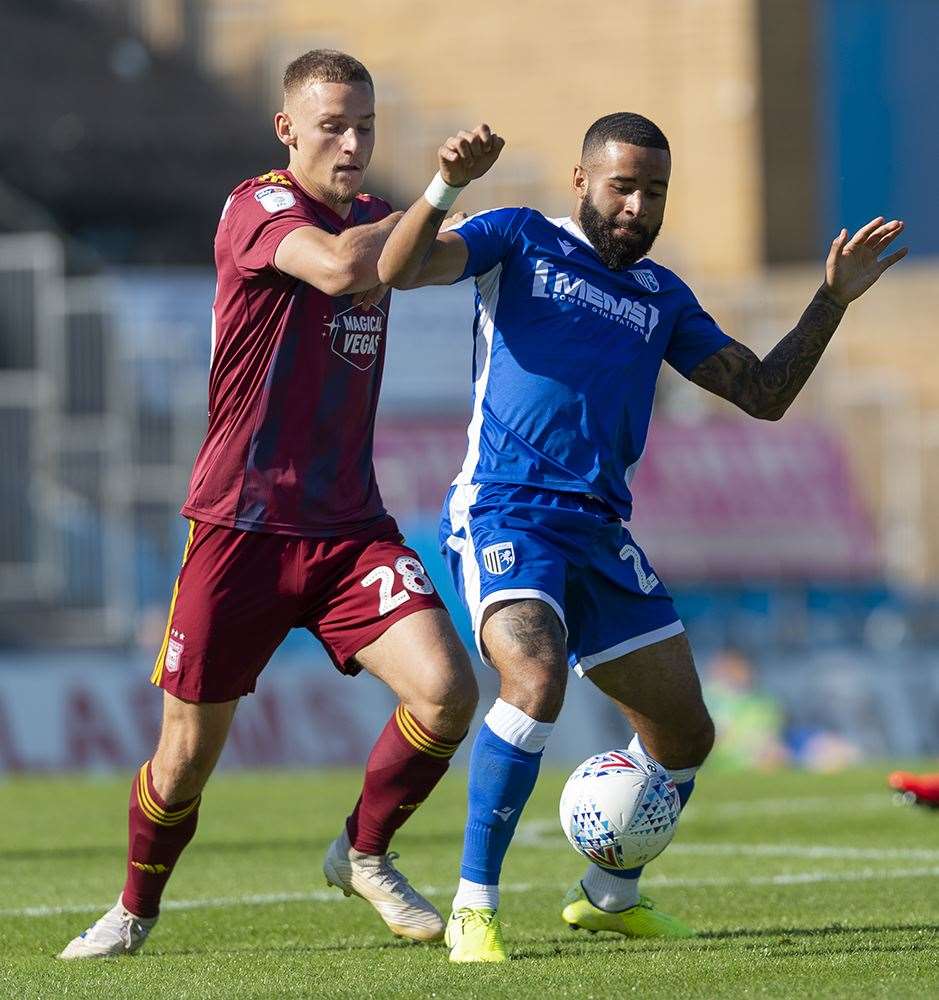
[437,666,480,733]
[151,749,212,801]
[699,714,716,761]
[684,713,715,767]
[455,667,480,727]
[411,647,479,737]
[152,732,223,800]
[501,659,567,722]
[648,708,714,770]
[530,670,566,722]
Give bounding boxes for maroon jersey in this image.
[182,169,393,537]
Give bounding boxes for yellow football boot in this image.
[561,883,696,938]
[445,907,508,962]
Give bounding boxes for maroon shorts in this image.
[149,516,446,702]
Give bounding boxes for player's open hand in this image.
[824,218,908,307]
[438,125,505,188]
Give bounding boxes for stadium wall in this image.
[1,644,938,773]
[132,0,766,279]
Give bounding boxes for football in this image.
[559,748,681,869]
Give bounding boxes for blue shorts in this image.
[440,483,684,675]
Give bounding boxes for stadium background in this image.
[1,0,938,774]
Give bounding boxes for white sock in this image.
[581,865,640,912]
[594,735,696,914]
[485,698,554,753]
[452,878,499,912]
[628,732,700,786]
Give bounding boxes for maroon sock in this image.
[121,761,200,918]
[346,705,462,855]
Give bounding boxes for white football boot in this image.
[58,895,158,959]
[323,829,444,941]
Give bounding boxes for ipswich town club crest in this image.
[482,541,515,576]
[629,269,659,293]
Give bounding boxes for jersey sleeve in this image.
[223,184,314,277]
[450,207,527,281]
[664,285,733,378]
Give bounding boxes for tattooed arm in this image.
[689,289,846,420]
[689,217,908,420]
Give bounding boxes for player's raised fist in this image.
[438,124,505,188]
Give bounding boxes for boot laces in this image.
[457,907,496,929]
[363,851,418,901]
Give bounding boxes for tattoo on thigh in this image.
[490,601,564,660]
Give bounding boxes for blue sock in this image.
[613,775,695,880]
[459,722,543,884]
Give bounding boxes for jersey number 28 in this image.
[361,556,436,615]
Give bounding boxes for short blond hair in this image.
[283,49,373,98]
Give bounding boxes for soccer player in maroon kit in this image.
[60,49,499,959]
[889,771,939,808]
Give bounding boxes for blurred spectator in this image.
[703,647,789,771]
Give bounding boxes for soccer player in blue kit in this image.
[379,114,907,961]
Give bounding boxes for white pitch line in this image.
[6,865,939,920]
[0,884,533,920]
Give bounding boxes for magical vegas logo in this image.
[324,303,386,371]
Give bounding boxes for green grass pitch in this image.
[2,764,937,999]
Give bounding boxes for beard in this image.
[330,172,361,204]
[577,195,661,270]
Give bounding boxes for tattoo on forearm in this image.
[690,288,846,420]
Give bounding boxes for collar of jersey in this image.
[281,168,358,233]
[558,216,593,249]
[549,215,649,273]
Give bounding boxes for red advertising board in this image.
[373,416,878,580]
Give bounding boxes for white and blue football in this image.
[559,748,681,869]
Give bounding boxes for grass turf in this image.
[1,764,937,999]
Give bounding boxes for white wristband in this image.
[423,172,464,212]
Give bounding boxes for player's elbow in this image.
[277,251,356,296]
[754,403,788,422]
[376,253,394,286]
[741,396,788,421]
[377,254,415,289]
[317,260,359,296]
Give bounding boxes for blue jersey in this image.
[449,209,731,519]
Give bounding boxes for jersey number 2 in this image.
[361,557,435,616]
[619,544,660,595]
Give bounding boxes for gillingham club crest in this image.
[629,269,660,292]
[481,541,515,576]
